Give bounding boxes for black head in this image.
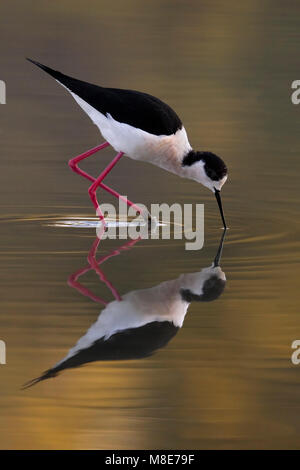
[180,275,226,303]
[200,151,227,182]
[182,150,227,184]
[182,150,228,228]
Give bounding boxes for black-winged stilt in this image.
[22,231,226,388]
[27,59,228,228]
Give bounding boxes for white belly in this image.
[63,84,192,174]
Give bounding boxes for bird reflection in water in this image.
[23,230,226,388]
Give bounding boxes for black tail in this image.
[26,58,70,83]
[26,57,106,115]
[21,369,57,390]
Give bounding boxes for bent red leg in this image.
[68,267,108,304]
[69,144,142,215]
[68,142,110,180]
[68,236,141,303]
[87,236,142,301]
[87,238,122,301]
[88,152,124,220]
[99,183,142,215]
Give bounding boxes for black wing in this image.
[27,58,182,136]
[22,321,179,388]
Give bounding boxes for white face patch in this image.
[212,174,228,192]
[179,266,226,297]
[181,160,211,188]
[182,160,228,192]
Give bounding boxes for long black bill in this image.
[213,228,227,267]
[214,189,227,229]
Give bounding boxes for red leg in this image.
[68,235,141,303]
[90,236,141,301]
[68,142,110,179]
[88,151,124,221]
[69,143,142,216]
[68,266,108,305]
[87,238,122,300]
